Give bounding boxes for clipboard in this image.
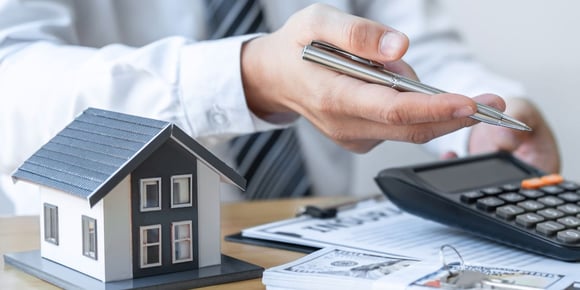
[225,232,318,254]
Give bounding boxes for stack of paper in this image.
[262,247,577,290]
[262,248,422,290]
[250,198,580,289]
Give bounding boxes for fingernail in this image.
[380,31,406,58]
[453,106,476,118]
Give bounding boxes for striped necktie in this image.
[206,0,312,199]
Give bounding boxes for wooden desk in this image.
[0,196,355,290]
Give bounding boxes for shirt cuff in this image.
[179,33,279,138]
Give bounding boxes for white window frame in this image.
[43,203,59,245]
[82,215,97,260]
[140,178,162,212]
[140,225,162,268]
[172,221,193,263]
[171,174,193,208]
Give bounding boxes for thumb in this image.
[290,3,409,62]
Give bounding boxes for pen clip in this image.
[310,40,384,69]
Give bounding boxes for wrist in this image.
[241,35,299,124]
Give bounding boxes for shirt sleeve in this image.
[355,0,526,157]
[1,0,283,214]
[0,1,267,178]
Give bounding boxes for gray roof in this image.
[12,108,245,207]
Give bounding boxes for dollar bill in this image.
[413,264,565,289]
[272,248,417,280]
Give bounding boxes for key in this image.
[440,269,487,289]
[438,244,487,289]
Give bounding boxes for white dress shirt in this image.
[0,0,525,215]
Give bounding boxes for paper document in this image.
[242,198,580,276]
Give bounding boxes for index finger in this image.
[330,77,479,125]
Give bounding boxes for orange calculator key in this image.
[541,174,564,185]
[521,177,544,189]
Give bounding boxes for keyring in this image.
[439,244,465,274]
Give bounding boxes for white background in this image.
[353,0,580,195]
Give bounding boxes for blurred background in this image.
[352,0,580,195]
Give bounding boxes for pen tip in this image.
[504,120,532,131]
[517,122,532,132]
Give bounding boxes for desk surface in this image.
[0,196,356,290]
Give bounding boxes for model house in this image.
[11,108,246,283]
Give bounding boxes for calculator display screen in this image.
[416,158,530,193]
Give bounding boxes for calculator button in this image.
[557,216,580,228]
[560,181,580,191]
[556,229,580,244]
[476,197,505,212]
[501,184,520,192]
[541,174,564,185]
[557,204,580,215]
[537,208,565,220]
[517,200,545,211]
[498,193,525,203]
[519,189,544,199]
[537,196,564,207]
[496,205,524,220]
[460,191,484,204]
[558,192,580,202]
[540,185,565,195]
[536,221,566,236]
[515,213,545,228]
[481,187,503,195]
[521,178,544,189]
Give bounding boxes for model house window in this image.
[171,175,192,208]
[140,178,161,211]
[172,221,193,263]
[43,203,59,245]
[82,216,97,260]
[140,225,162,268]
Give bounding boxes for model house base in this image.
[5,250,263,289]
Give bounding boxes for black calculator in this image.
[374,151,580,261]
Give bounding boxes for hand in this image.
[467,98,561,173]
[241,4,505,153]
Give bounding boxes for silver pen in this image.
[302,40,531,131]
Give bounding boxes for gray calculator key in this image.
[496,205,524,220]
[460,191,484,204]
[560,181,580,191]
[481,187,503,195]
[536,221,566,236]
[558,192,580,202]
[537,208,565,219]
[476,197,505,212]
[556,229,580,244]
[519,189,544,199]
[515,213,545,228]
[502,184,519,192]
[498,193,525,203]
[517,200,545,211]
[537,196,564,207]
[557,216,580,228]
[540,185,565,195]
[557,204,580,215]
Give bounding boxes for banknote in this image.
[280,248,417,280]
[413,264,566,289]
